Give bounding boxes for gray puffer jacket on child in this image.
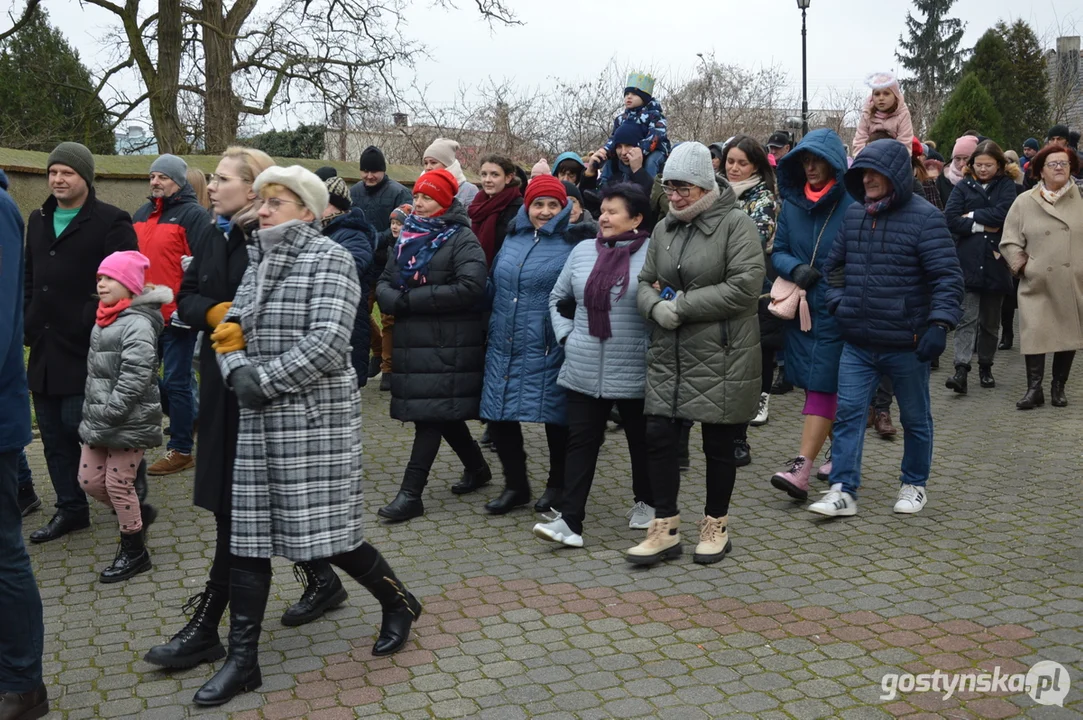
[79,285,170,449]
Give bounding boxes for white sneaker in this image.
[533,513,583,547]
[750,392,770,426]
[627,501,655,529]
[809,484,857,517]
[893,484,927,514]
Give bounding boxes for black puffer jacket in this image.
[376,201,488,422]
[323,208,376,384]
[943,174,1017,294]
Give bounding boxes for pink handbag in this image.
[767,199,839,333]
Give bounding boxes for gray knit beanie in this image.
[47,142,95,187]
[662,142,716,190]
[149,154,189,187]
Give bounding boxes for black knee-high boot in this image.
[352,550,422,657]
[1051,351,1075,407]
[1017,354,1046,410]
[193,569,270,706]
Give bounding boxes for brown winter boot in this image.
[626,515,681,566]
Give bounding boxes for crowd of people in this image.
[2,68,1082,717]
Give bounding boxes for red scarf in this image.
[469,186,521,266]
[96,299,131,327]
[805,179,836,203]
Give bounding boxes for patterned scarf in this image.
[1039,181,1073,206]
[469,185,521,266]
[728,174,762,199]
[395,213,459,289]
[864,193,896,216]
[584,229,650,340]
[96,299,131,327]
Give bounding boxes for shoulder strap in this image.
[810,199,841,265]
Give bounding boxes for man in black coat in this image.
[23,142,139,543]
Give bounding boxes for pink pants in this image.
[802,390,838,421]
[79,445,145,533]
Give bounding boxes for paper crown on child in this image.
[624,72,656,98]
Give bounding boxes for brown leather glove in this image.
[211,322,245,353]
[205,301,232,328]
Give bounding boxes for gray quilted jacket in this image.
[549,236,651,399]
[79,285,169,449]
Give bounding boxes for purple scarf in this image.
[583,228,650,340]
[864,192,897,216]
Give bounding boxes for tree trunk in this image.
[201,0,235,153]
[153,0,186,153]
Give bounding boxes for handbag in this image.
[768,199,840,332]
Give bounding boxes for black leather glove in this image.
[557,297,576,320]
[229,365,267,409]
[827,266,845,289]
[791,264,822,290]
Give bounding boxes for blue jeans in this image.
[159,325,197,454]
[0,450,44,691]
[599,150,666,184]
[33,393,87,516]
[831,344,933,498]
[17,449,32,489]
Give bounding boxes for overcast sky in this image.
[48,0,1082,131]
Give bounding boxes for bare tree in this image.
[817,86,865,145]
[0,0,41,43]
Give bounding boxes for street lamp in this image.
[797,0,810,137]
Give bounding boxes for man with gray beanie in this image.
[134,154,213,477]
[24,141,138,543]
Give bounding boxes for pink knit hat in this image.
[951,135,980,161]
[98,251,150,296]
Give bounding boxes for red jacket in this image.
[134,185,211,322]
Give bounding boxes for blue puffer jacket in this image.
[0,170,31,454]
[824,140,964,351]
[772,129,856,393]
[481,202,576,425]
[323,208,376,386]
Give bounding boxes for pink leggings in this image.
[79,445,145,533]
[802,390,838,421]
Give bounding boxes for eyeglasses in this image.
[208,174,241,186]
[262,197,306,212]
[662,184,694,198]
[1045,161,1070,170]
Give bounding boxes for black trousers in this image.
[406,420,485,487]
[488,421,568,492]
[645,416,741,520]
[872,375,894,412]
[553,392,651,535]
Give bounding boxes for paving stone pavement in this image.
[20,339,1083,719]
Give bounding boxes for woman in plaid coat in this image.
[191,166,422,708]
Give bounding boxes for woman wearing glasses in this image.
[1000,145,1083,409]
[942,140,1018,394]
[630,142,764,567]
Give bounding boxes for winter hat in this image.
[423,138,461,169]
[98,250,150,297]
[359,146,387,173]
[47,141,95,187]
[1004,150,1020,164]
[530,158,551,178]
[390,204,412,224]
[1047,124,1070,142]
[951,135,980,160]
[413,168,458,209]
[149,154,188,187]
[253,165,330,218]
[662,142,716,191]
[1023,137,1040,151]
[314,166,338,181]
[561,181,584,208]
[911,137,925,158]
[524,175,568,209]
[611,120,650,148]
[325,176,352,212]
[864,71,904,106]
[624,71,656,104]
[1070,131,1081,151]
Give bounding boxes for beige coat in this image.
[999,184,1083,355]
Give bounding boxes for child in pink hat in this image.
[851,71,914,157]
[79,250,173,584]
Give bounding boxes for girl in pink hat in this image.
[851,71,914,157]
[79,250,172,584]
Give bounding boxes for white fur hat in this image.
[252,165,330,218]
[866,71,901,93]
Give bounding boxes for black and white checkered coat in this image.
[218,220,363,561]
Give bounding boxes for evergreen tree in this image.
[928,73,1004,150]
[0,7,114,154]
[1002,20,1050,150]
[896,0,966,135]
[247,125,327,159]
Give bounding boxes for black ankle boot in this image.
[144,587,229,668]
[734,438,751,467]
[193,569,270,706]
[1017,354,1046,410]
[451,456,492,495]
[485,486,531,514]
[354,550,422,656]
[100,530,151,584]
[378,472,426,522]
[979,364,995,388]
[281,560,348,627]
[945,365,968,394]
[533,486,561,513]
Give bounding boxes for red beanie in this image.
[412,168,458,209]
[524,174,568,209]
[911,136,924,157]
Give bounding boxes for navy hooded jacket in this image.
[323,207,376,386]
[823,140,964,351]
[0,170,32,453]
